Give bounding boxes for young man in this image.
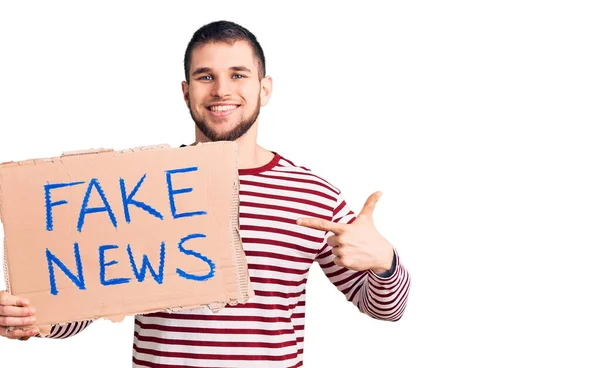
[0,20,410,367]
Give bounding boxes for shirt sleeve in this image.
[314,193,411,321]
[37,320,94,339]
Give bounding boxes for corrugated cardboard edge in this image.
[1,168,11,295]
[230,142,254,302]
[0,144,172,168]
[3,235,9,295]
[1,142,254,336]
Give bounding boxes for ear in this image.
[181,80,190,108]
[259,76,273,107]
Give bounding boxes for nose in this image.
[210,77,233,99]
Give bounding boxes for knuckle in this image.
[0,305,7,316]
[0,317,7,325]
[8,330,24,339]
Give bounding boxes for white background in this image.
[1,1,599,367]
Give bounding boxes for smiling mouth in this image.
[205,104,240,118]
[207,104,239,112]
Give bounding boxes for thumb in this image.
[358,191,382,219]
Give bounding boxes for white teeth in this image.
[209,105,237,112]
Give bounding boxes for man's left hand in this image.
[296,191,394,274]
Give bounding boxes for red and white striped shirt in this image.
[46,152,411,367]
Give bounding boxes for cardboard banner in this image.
[0,142,253,332]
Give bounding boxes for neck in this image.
[194,121,274,170]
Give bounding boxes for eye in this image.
[198,75,213,81]
[232,74,246,79]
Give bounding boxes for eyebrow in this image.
[191,66,253,77]
[230,66,252,73]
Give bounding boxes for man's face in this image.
[182,41,269,142]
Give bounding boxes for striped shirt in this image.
[45,152,411,367]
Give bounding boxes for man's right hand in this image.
[0,290,39,340]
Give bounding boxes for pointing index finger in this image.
[296,217,345,234]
